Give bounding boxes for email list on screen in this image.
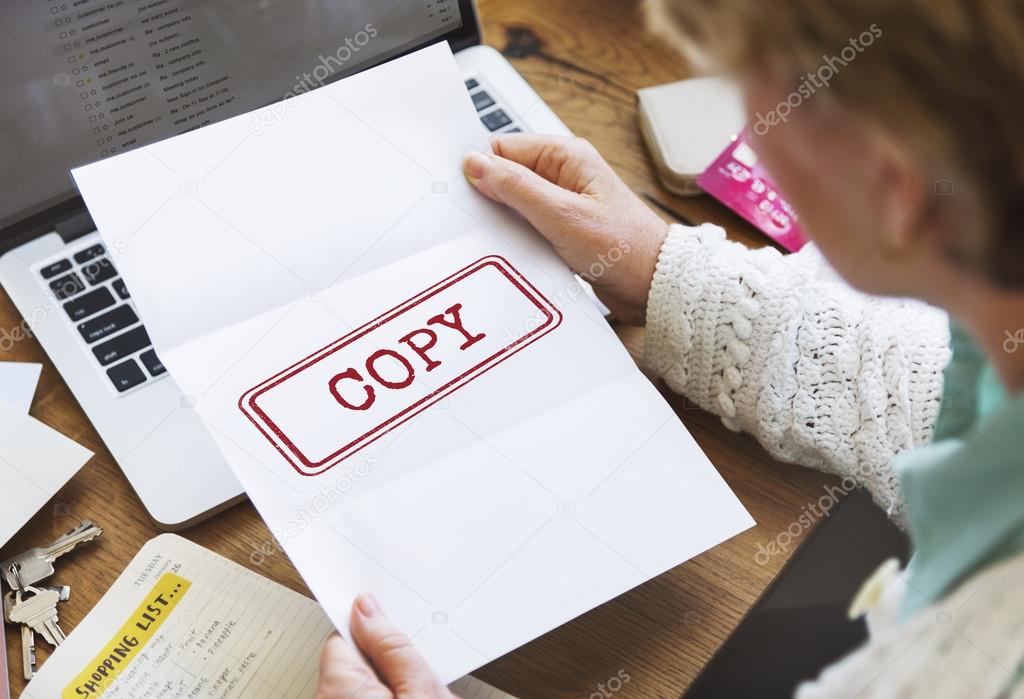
[0,0,462,227]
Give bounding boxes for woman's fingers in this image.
[317,597,458,698]
[489,134,606,190]
[316,632,392,699]
[463,150,574,230]
[489,133,578,184]
[463,133,669,326]
[486,132,558,173]
[349,594,451,697]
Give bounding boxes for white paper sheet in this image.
[72,43,754,683]
[0,361,42,413]
[0,401,93,548]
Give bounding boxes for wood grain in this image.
[1,1,835,696]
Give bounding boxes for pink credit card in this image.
[698,131,807,252]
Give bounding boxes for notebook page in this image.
[23,534,334,698]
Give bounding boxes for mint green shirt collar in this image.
[897,322,1024,616]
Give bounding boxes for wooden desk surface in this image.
[1,1,836,696]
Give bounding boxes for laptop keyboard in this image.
[34,76,522,397]
[464,77,523,134]
[38,241,166,395]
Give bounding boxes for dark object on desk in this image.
[639,191,696,226]
[683,488,910,699]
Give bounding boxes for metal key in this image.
[4,585,70,620]
[50,584,72,602]
[3,589,16,622]
[9,586,65,647]
[20,622,37,679]
[1,520,102,590]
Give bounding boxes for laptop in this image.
[0,0,570,529]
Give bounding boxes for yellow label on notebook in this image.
[63,572,191,698]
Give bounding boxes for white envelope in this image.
[72,43,753,682]
[0,402,92,548]
[0,361,42,413]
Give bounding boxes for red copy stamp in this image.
[238,256,562,476]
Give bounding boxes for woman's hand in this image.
[317,594,458,699]
[463,134,669,326]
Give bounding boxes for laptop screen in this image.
[0,0,470,228]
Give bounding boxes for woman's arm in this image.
[464,134,951,527]
[645,224,950,527]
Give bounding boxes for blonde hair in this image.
[650,0,1024,287]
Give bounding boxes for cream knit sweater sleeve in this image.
[643,224,951,527]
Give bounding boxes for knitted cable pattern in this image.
[644,224,951,528]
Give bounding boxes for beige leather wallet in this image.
[637,76,745,196]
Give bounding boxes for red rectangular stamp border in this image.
[238,255,563,476]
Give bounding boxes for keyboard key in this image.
[106,359,147,393]
[73,244,105,264]
[471,90,495,112]
[78,305,139,344]
[140,349,166,377]
[113,278,130,300]
[49,273,85,300]
[505,126,523,133]
[481,109,512,131]
[92,326,150,366]
[40,259,72,279]
[81,257,117,286]
[63,287,116,321]
[464,78,479,90]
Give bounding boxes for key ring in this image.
[8,562,25,591]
